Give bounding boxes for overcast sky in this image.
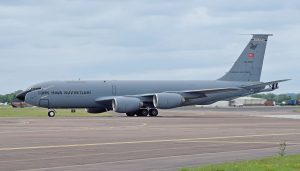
[0,0,299,94]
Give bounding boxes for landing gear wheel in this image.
[136,109,148,117]
[48,110,56,117]
[149,109,158,117]
[126,112,135,117]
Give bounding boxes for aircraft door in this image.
[39,99,49,108]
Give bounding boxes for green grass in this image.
[0,106,113,117]
[180,154,300,171]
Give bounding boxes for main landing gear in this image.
[126,108,159,117]
[48,109,56,117]
[149,109,158,116]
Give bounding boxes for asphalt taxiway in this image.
[1,106,300,171]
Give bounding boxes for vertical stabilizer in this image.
[219,34,272,82]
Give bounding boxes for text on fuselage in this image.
[38,90,92,95]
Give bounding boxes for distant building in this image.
[196,101,230,108]
[196,97,267,108]
[264,100,276,106]
[230,97,267,106]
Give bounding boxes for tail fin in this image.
[219,34,272,82]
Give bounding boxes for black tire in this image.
[48,111,55,117]
[149,109,158,117]
[136,109,148,117]
[126,112,135,117]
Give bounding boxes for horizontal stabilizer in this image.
[242,79,291,89]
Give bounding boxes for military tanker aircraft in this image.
[17,34,289,117]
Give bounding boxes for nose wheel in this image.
[48,110,56,117]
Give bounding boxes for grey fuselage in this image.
[17,34,286,116]
[24,80,263,109]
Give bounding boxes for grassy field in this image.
[180,154,300,171]
[0,106,113,117]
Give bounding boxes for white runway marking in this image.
[182,140,300,145]
[0,132,300,151]
[0,123,148,134]
[260,115,300,119]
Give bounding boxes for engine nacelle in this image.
[112,97,142,113]
[85,108,107,114]
[153,93,185,109]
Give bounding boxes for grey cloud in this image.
[0,0,299,94]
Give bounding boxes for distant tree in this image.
[0,91,22,104]
[296,94,300,101]
[0,95,4,103]
[265,93,276,101]
[251,93,295,103]
[252,93,276,101]
[251,94,263,98]
[277,94,292,103]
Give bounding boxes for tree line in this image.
[0,91,22,104]
[251,93,300,103]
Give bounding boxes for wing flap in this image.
[166,87,241,99]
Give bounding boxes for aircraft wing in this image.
[95,87,241,104]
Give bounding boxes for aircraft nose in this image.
[16,90,28,101]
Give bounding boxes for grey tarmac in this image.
[1,106,300,171]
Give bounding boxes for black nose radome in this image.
[16,91,28,101]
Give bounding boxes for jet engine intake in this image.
[153,93,185,109]
[112,97,143,113]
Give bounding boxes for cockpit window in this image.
[31,87,42,91]
[26,87,42,92]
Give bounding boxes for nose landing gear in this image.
[48,109,56,117]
